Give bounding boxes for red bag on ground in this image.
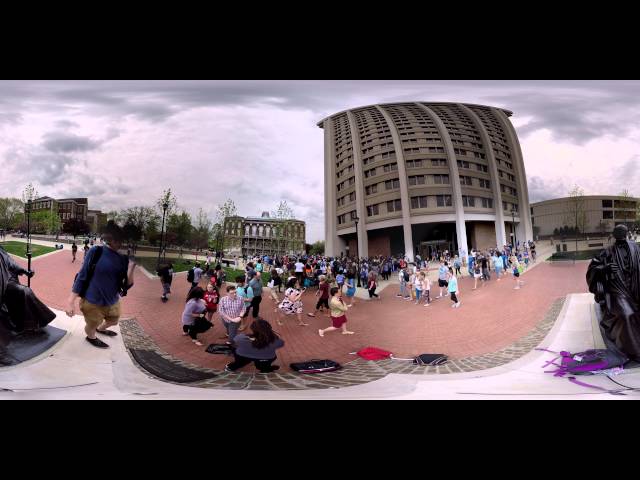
[356,347,393,360]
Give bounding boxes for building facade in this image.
[30,196,106,231]
[531,195,639,237]
[224,212,306,257]
[319,102,533,260]
[87,209,109,233]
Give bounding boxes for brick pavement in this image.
[10,246,590,389]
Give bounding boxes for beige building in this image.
[87,209,108,233]
[224,212,306,257]
[318,102,533,260]
[531,195,638,237]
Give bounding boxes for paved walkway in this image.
[7,240,591,386]
[2,293,639,398]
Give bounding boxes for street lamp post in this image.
[511,208,517,253]
[157,201,169,268]
[354,216,361,287]
[26,199,32,288]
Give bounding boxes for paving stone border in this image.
[120,297,566,391]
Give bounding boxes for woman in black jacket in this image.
[225,319,284,373]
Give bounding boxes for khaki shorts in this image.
[80,299,121,329]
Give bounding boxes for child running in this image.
[308,275,330,317]
[447,269,461,308]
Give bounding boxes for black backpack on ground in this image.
[205,343,234,355]
[290,359,341,373]
[187,268,195,283]
[413,354,448,366]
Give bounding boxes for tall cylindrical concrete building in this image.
[319,102,533,261]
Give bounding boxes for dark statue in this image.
[587,224,640,363]
[0,245,56,347]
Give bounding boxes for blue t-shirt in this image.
[237,285,254,304]
[72,246,128,307]
[438,266,448,280]
[336,274,345,284]
[493,256,503,269]
[447,277,458,293]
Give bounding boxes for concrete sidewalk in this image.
[1,292,638,399]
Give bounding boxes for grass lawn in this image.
[0,241,58,258]
[136,257,272,285]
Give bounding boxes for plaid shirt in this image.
[218,295,245,322]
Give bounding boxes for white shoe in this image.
[455,302,461,308]
[450,303,456,308]
[423,303,430,307]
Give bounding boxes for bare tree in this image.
[564,185,587,260]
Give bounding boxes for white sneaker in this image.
[423,303,430,307]
[455,302,461,308]
[450,303,456,308]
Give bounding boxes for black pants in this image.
[183,318,212,340]
[243,295,262,318]
[295,272,303,286]
[369,287,378,298]
[227,353,277,373]
[450,293,458,304]
[455,267,461,276]
[316,297,329,311]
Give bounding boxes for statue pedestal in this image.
[0,326,67,367]
[591,302,640,370]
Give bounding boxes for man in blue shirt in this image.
[66,223,135,349]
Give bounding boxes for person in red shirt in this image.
[203,283,220,323]
[307,275,330,317]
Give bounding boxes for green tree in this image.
[192,208,212,251]
[29,210,62,234]
[214,199,238,252]
[167,211,192,247]
[310,240,325,255]
[0,198,25,230]
[63,218,91,239]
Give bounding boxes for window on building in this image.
[385,179,400,190]
[350,211,358,220]
[431,159,446,167]
[478,179,490,189]
[383,163,398,173]
[603,210,614,219]
[386,199,402,212]
[436,195,452,207]
[349,192,356,201]
[433,174,449,184]
[411,196,429,209]
[365,184,378,195]
[366,204,379,217]
[462,196,476,207]
[602,199,612,208]
[460,176,473,186]
[481,198,494,208]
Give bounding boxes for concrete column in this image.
[493,108,533,244]
[375,105,415,262]
[415,103,469,260]
[457,104,507,248]
[323,118,339,256]
[346,111,368,258]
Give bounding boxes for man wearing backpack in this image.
[66,222,135,349]
[187,262,203,290]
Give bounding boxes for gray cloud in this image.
[42,131,102,153]
[0,112,22,126]
[54,119,79,129]
[527,176,569,203]
[3,81,640,144]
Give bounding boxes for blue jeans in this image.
[400,282,407,297]
[223,320,240,341]
[415,289,422,301]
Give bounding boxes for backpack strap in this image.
[78,246,104,298]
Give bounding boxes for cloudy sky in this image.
[1,80,639,242]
